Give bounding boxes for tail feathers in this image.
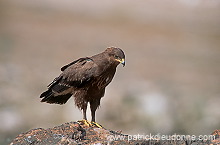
[40,89,72,105]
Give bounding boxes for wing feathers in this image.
[41,93,72,105]
[61,57,92,71]
[40,57,96,104]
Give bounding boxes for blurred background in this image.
[0,0,220,144]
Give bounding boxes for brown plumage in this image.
[40,47,125,122]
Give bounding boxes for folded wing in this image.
[40,57,97,104]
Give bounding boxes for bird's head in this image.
[105,47,125,67]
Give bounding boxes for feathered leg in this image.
[82,101,88,120]
[90,99,102,128]
[78,101,93,127]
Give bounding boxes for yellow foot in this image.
[78,120,92,127]
[77,120,102,128]
[91,121,103,128]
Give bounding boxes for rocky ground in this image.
[10,121,219,145]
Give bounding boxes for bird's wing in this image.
[47,57,97,93]
[62,57,97,87]
[40,57,97,104]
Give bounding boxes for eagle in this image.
[40,47,125,126]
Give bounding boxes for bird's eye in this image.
[114,55,119,59]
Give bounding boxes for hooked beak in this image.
[116,58,125,67]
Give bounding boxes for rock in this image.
[10,121,219,145]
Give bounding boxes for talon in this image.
[91,121,103,128]
[77,120,103,128]
[78,120,92,127]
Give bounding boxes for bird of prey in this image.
[40,47,125,127]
